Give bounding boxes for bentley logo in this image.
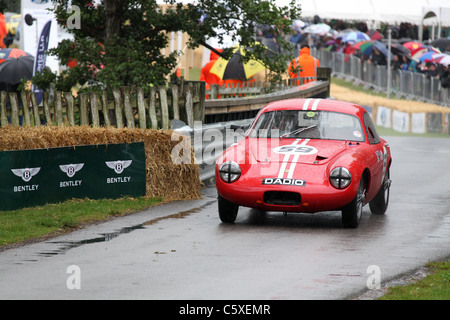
[59,163,84,178]
[11,168,41,182]
[105,160,132,174]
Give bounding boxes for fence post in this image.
[148,87,158,129]
[185,85,194,127]
[171,84,180,120]
[29,92,41,126]
[55,91,64,126]
[112,89,123,128]
[193,81,205,123]
[158,85,169,130]
[0,91,7,126]
[64,92,75,126]
[79,93,89,126]
[20,92,31,125]
[137,87,146,129]
[9,92,20,126]
[42,92,52,125]
[317,67,331,97]
[122,87,135,128]
[90,92,100,127]
[101,91,111,127]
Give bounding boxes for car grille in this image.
[263,191,301,206]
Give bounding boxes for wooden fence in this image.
[0,81,206,129]
[0,68,331,129]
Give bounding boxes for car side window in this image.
[363,112,381,144]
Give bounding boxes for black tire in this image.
[369,168,391,215]
[342,178,366,228]
[218,195,239,223]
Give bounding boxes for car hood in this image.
[249,138,349,164]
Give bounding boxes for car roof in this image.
[261,98,365,117]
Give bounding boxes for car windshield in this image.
[248,110,365,142]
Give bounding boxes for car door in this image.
[363,112,387,198]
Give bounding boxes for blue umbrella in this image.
[418,51,435,62]
[362,41,394,60]
[341,31,370,43]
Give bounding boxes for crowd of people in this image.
[284,16,450,89]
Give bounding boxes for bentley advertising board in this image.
[0,142,146,211]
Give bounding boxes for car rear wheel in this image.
[342,178,366,228]
[218,195,239,223]
[369,168,391,215]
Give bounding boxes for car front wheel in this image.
[218,195,239,223]
[342,178,366,228]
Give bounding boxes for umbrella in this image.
[292,19,306,32]
[418,51,435,62]
[362,41,393,60]
[436,54,450,66]
[0,55,34,85]
[431,38,450,52]
[367,30,383,41]
[390,43,411,57]
[353,40,374,52]
[411,48,429,62]
[0,48,32,64]
[209,45,265,81]
[429,53,448,64]
[403,41,424,53]
[303,23,331,35]
[340,31,370,43]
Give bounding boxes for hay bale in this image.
[0,126,202,201]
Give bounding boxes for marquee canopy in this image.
[295,0,450,26]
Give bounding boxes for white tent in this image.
[294,0,450,39]
[421,0,450,39]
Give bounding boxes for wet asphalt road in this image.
[0,136,450,300]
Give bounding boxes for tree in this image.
[34,0,301,93]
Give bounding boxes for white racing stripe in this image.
[311,99,321,110]
[276,99,322,179]
[302,98,312,110]
[287,139,310,179]
[278,139,301,178]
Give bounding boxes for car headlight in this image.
[219,161,241,183]
[330,167,352,189]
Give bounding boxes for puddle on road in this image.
[37,200,215,258]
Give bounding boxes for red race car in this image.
[215,98,392,228]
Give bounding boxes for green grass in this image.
[0,196,162,248]
[379,261,450,300]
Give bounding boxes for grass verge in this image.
[0,196,162,250]
[379,260,450,300]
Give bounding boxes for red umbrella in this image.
[403,41,424,53]
[0,48,32,64]
[367,30,383,41]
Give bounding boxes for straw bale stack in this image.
[0,126,202,200]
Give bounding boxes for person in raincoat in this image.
[288,44,320,85]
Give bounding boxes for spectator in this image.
[425,62,439,78]
[368,46,387,66]
[439,65,450,88]
[288,44,320,85]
